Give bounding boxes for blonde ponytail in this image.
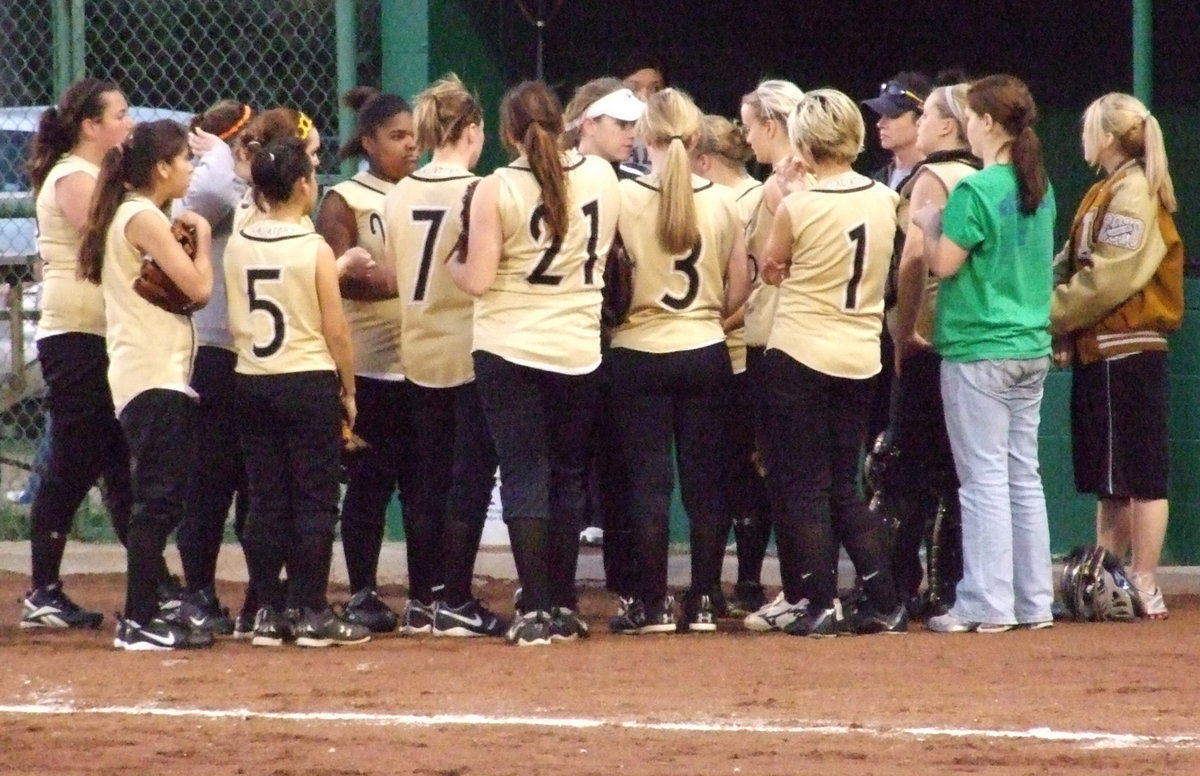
[639,88,702,254]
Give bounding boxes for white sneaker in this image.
[743,592,807,632]
[1131,573,1168,619]
[579,526,604,546]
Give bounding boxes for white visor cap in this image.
[583,88,646,122]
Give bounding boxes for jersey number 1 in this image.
[843,223,867,311]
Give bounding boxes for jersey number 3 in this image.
[247,267,286,359]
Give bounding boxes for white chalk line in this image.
[0,702,1196,750]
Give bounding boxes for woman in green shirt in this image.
[914,74,1056,633]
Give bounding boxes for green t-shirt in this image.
[934,164,1055,362]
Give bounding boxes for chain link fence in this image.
[0,0,380,536]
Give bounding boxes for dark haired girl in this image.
[314,87,418,632]
[225,137,370,648]
[78,119,214,650]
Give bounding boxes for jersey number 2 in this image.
[247,267,286,359]
[526,200,601,285]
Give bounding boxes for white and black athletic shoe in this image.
[549,607,590,642]
[116,617,215,651]
[398,599,435,635]
[20,581,103,629]
[294,606,371,647]
[743,592,808,632]
[432,599,507,637]
[504,611,552,647]
[251,607,288,647]
[180,586,235,636]
[610,597,676,635]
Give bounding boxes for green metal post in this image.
[1132,0,1152,108]
[70,0,86,79]
[380,0,429,99]
[52,0,71,97]
[335,0,358,178]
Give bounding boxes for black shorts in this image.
[1070,351,1168,500]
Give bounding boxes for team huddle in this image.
[17,57,1182,649]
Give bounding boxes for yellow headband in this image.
[296,112,313,141]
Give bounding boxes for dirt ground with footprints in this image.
[2,570,1199,775]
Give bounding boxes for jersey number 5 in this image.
[247,267,286,359]
[526,200,601,286]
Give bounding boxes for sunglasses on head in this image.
[880,81,924,109]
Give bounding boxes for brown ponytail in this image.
[29,78,121,193]
[78,120,189,284]
[501,81,569,241]
[967,75,1047,215]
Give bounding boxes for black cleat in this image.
[180,586,235,636]
[432,599,508,637]
[343,587,399,633]
[20,582,103,629]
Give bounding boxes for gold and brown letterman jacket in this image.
[1050,160,1184,366]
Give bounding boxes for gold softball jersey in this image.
[231,189,314,233]
[35,155,106,338]
[387,163,479,388]
[327,172,403,378]
[611,174,739,354]
[767,172,899,379]
[100,196,197,414]
[225,220,335,376]
[473,151,620,374]
[742,191,779,349]
[724,177,765,373]
[899,159,977,341]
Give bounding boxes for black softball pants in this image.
[29,332,132,589]
[762,349,896,613]
[236,371,341,614]
[608,343,734,606]
[176,345,249,594]
[119,389,197,625]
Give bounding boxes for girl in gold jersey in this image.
[225,138,369,648]
[692,113,771,618]
[733,79,808,631]
[760,89,904,637]
[77,120,214,650]
[450,81,620,646]
[315,88,418,634]
[19,79,135,631]
[608,90,749,634]
[383,74,506,638]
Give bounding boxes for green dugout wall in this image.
[379,1,1200,562]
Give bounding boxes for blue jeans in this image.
[941,357,1053,626]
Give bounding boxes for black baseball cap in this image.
[862,71,932,118]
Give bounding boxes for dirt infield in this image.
[2,571,1198,775]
